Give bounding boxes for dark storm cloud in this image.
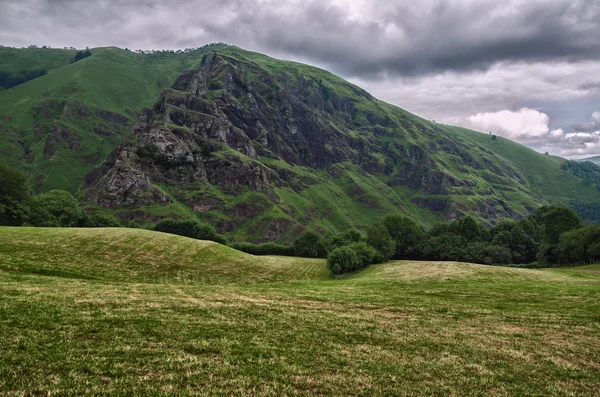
[1,0,600,79]
[2,0,600,157]
[578,81,600,93]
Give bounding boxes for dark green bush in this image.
[347,241,377,267]
[366,223,396,263]
[382,215,425,259]
[229,242,295,256]
[294,231,327,258]
[325,229,364,252]
[153,218,226,244]
[85,213,121,228]
[32,190,86,227]
[327,246,359,275]
[0,165,31,226]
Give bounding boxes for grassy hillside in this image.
[0,227,327,283]
[448,126,600,203]
[0,45,598,242]
[1,227,599,395]
[0,45,230,193]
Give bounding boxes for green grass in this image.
[1,227,599,395]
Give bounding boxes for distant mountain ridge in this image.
[580,155,600,165]
[0,44,598,241]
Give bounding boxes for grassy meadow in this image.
[1,227,599,395]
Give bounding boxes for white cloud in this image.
[460,108,554,141]
[573,110,600,131]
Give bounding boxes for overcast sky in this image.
[1,0,600,158]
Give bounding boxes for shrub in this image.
[229,242,295,256]
[153,218,226,244]
[327,246,359,275]
[85,213,121,228]
[347,241,377,267]
[366,223,396,263]
[0,165,30,226]
[382,215,425,259]
[477,244,513,265]
[294,231,327,258]
[33,190,86,227]
[325,229,364,252]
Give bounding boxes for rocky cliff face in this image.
[83,50,545,242]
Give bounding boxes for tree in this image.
[537,206,582,263]
[347,241,377,268]
[450,216,487,242]
[327,246,359,275]
[366,223,396,263]
[85,213,121,228]
[556,226,600,264]
[382,215,424,259]
[33,190,86,227]
[153,218,226,244]
[293,231,327,258]
[541,206,581,245]
[0,165,30,226]
[491,221,539,264]
[325,229,364,251]
[424,234,468,262]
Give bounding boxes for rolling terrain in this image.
[1,227,599,395]
[581,155,600,165]
[1,45,599,242]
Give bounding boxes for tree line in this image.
[0,69,47,90]
[1,165,598,273]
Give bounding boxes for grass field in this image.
[1,227,599,395]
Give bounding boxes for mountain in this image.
[1,45,599,241]
[580,155,600,165]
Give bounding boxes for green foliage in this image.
[229,242,295,256]
[561,160,600,191]
[0,165,30,226]
[325,229,364,251]
[490,220,539,264]
[85,213,122,228]
[326,246,359,275]
[540,206,581,245]
[367,223,396,263]
[293,231,327,258]
[451,216,488,242]
[468,243,513,265]
[347,241,377,267]
[153,218,227,244]
[424,234,468,262]
[382,215,424,258]
[33,190,86,227]
[0,68,47,89]
[70,50,92,64]
[556,226,600,264]
[569,201,600,224]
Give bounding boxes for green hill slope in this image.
[0,45,598,241]
[0,45,230,193]
[0,227,327,283]
[1,227,599,395]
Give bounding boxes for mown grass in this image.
[1,227,599,395]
